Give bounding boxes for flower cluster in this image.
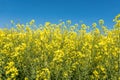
[0,14,120,80]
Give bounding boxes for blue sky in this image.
[0,0,120,28]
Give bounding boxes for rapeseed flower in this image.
[0,15,120,79]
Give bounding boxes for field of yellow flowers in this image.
[0,14,120,80]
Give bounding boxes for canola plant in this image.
[0,14,120,80]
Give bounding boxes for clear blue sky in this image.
[0,0,120,28]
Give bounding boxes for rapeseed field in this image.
[0,14,120,80]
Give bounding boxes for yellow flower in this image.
[100,66,105,73]
[21,43,26,48]
[98,40,106,46]
[113,14,120,22]
[94,28,100,34]
[24,77,29,80]
[30,19,35,25]
[112,51,117,57]
[81,24,87,30]
[16,23,21,29]
[45,22,50,27]
[7,77,12,80]
[26,26,31,32]
[93,70,99,77]
[53,50,64,63]
[4,62,18,79]
[36,68,50,80]
[54,50,64,58]
[7,61,14,67]
[77,51,85,58]
[0,15,120,79]
[99,19,104,26]
[63,71,68,78]
[66,20,71,25]
[92,23,97,28]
